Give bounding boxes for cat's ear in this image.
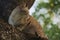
[26,0,35,9]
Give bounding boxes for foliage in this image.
[32,0,60,40]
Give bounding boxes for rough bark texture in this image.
[0,19,27,40]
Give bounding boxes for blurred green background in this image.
[31,0,60,40]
